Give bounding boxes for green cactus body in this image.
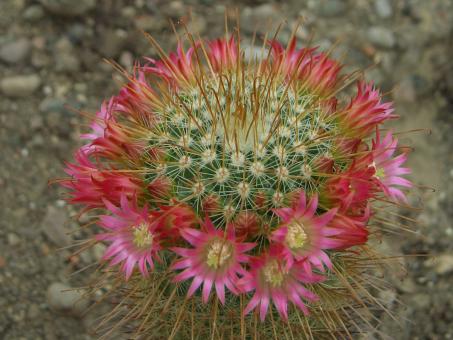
[146,73,339,229]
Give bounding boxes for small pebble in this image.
[309,0,347,17]
[39,0,95,17]
[27,304,41,320]
[434,254,453,275]
[374,0,393,19]
[23,4,45,21]
[0,38,31,64]
[0,74,41,97]
[186,15,207,34]
[97,29,128,58]
[39,97,65,113]
[7,233,20,246]
[119,51,134,69]
[399,277,417,294]
[411,293,431,309]
[41,205,72,247]
[135,15,166,31]
[47,282,89,317]
[121,6,136,19]
[367,26,396,49]
[378,289,397,307]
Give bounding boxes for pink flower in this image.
[208,36,238,71]
[171,218,255,304]
[371,130,411,202]
[231,211,261,240]
[81,93,148,159]
[323,159,375,211]
[270,37,341,95]
[339,82,396,138]
[152,204,198,244]
[116,69,158,120]
[97,194,162,280]
[239,253,323,321]
[143,43,197,85]
[81,97,117,143]
[270,37,316,76]
[271,192,338,271]
[147,176,172,200]
[63,149,143,209]
[304,53,342,94]
[326,205,370,249]
[89,119,144,159]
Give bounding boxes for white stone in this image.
[47,282,89,317]
[0,74,41,97]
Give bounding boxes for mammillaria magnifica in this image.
[60,25,413,338]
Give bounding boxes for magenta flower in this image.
[339,82,396,138]
[116,70,158,119]
[97,194,161,280]
[144,43,197,85]
[326,205,370,249]
[81,97,117,144]
[63,150,143,208]
[79,79,152,160]
[239,253,323,321]
[271,192,338,271]
[208,36,238,71]
[270,37,341,95]
[372,130,412,202]
[89,119,145,160]
[171,219,255,304]
[323,158,375,212]
[270,37,315,74]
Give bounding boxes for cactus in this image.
[60,27,413,338]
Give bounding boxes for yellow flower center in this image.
[285,221,308,249]
[132,223,154,249]
[263,260,286,287]
[375,167,385,179]
[371,161,385,179]
[206,240,232,269]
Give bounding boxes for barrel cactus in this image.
[61,27,412,338]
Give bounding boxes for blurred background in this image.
[1,0,452,339]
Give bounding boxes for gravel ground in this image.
[1,0,453,339]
